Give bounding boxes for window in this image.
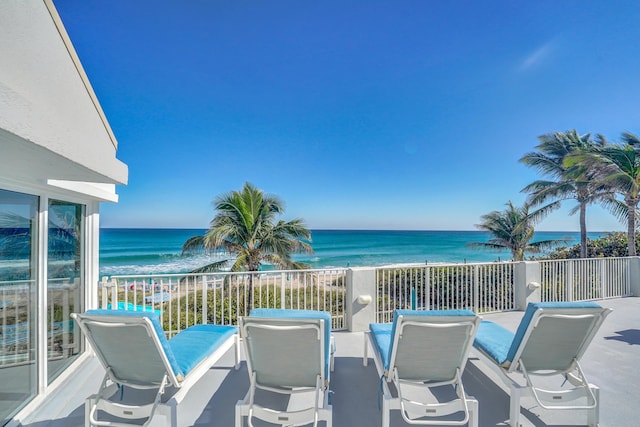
[0,189,38,425]
[47,200,84,383]
[0,190,88,424]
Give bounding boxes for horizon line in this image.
[99,227,617,233]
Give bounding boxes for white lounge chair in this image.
[72,309,239,427]
[472,301,612,427]
[235,308,333,427]
[364,309,480,427]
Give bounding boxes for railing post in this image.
[425,265,431,310]
[280,272,286,309]
[346,267,377,332]
[513,261,541,311]
[100,276,109,309]
[110,278,118,310]
[201,275,208,325]
[629,256,640,296]
[599,259,606,299]
[473,265,479,313]
[567,260,574,301]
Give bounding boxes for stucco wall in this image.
[0,0,127,185]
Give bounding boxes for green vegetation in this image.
[469,201,564,261]
[565,133,640,256]
[376,265,514,314]
[159,283,345,332]
[182,182,313,310]
[478,129,640,260]
[520,130,614,258]
[546,232,640,259]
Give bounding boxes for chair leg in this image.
[85,397,95,427]
[587,385,600,427]
[235,334,241,370]
[382,395,391,427]
[468,397,479,427]
[323,405,333,427]
[168,403,177,427]
[509,385,521,427]
[363,334,369,366]
[235,399,246,427]
[330,335,335,372]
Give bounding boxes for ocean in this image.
[99,228,606,277]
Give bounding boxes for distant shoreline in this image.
[100,227,619,233]
[99,229,607,276]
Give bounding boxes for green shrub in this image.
[546,232,639,259]
[160,284,345,332]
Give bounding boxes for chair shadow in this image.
[465,358,592,427]
[604,329,640,345]
[17,405,85,427]
[192,361,250,426]
[196,356,382,427]
[331,356,381,427]
[463,360,512,427]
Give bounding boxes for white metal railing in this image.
[0,279,34,366]
[375,262,516,323]
[47,278,81,364]
[0,278,81,367]
[539,257,632,302]
[100,268,347,336]
[92,257,637,334]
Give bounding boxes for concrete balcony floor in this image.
[17,297,639,427]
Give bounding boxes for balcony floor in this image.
[17,297,640,427]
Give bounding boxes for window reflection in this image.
[0,189,38,425]
[47,200,83,383]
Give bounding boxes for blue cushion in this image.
[505,302,602,363]
[106,302,162,316]
[474,320,515,365]
[85,309,237,379]
[369,323,393,370]
[371,309,476,371]
[249,308,332,377]
[168,324,237,376]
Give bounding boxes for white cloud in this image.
[519,41,555,71]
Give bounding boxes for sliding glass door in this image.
[47,200,83,383]
[0,189,38,425]
[0,190,87,425]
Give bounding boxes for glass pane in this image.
[47,200,83,384]
[0,189,38,425]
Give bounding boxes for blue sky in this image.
[55,0,640,231]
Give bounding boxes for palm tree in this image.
[566,134,640,256]
[469,201,563,261]
[0,208,83,280]
[182,182,313,309]
[520,130,613,258]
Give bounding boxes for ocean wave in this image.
[100,254,228,276]
[97,229,596,277]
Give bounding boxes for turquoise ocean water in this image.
[99,228,606,277]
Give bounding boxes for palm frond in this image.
[187,259,231,274]
[181,235,206,255]
[184,182,313,275]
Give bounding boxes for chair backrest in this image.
[249,308,331,376]
[507,302,611,373]
[72,309,182,387]
[389,310,479,382]
[241,311,329,389]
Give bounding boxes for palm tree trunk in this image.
[579,203,587,258]
[248,273,255,313]
[513,248,524,261]
[628,201,637,257]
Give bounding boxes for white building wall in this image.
[0,0,127,187]
[0,2,129,423]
